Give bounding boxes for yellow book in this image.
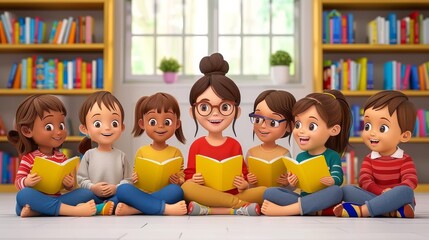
[282,155,330,193]
[57,62,63,89]
[134,156,182,192]
[247,156,287,187]
[357,57,367,91]
[30,156,80,194]
[196,154,242,192]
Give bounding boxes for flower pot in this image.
[270,66,290,85]
[163,72,178,84]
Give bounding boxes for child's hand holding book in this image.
[62,173,74,190]
[192,173,205,185]
[25,172,42,187]
[233,175,249,192]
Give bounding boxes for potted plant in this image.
[269,50,292,84]
[159,57,181,84]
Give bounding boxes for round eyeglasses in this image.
[249,112,287,128]
[194,101,236,116]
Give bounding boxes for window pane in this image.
[156,0,183,34]
[243,37,269,75]
[219,0,240,34]
[272,36,295,75]
[131,36,154,75]
[156,37,183,74]
[272,0,294,34]
[132,0,154,34]
[185,37,208,75]
[218,37,241,75]
[185,0,208,34]
[243,0,270,34]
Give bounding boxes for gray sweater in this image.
[77,148,132,189]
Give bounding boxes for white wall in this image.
[112,0,314,162]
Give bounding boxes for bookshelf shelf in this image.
[0,89,105,95]
[349,137,429,143]
[0,184,16,192]
[0,44,105,53]
[323,44,429,53]
[340,90,429,97]
[321,0,429,10]
[0,135,84,142]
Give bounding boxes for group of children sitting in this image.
[9,53,417,218]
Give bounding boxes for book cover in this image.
[282,155,330,193]
[247,156,286,187]
[30,156,79,194]
[134,156,182,193]
[196,154,242,192]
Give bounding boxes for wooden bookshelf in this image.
[313,0,429,191]
[0,184,16,193]
[0,0,114,192]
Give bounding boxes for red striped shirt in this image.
[15,150,67,195]
[359,152,418,195]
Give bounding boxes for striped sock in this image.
[388,204,414,218]
[334,202,363,217]
[95,201,114,215]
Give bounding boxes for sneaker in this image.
[188,201,210,216]
[235,203,261,216]
[392,204,415,218]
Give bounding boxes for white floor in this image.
[1,193,429,239]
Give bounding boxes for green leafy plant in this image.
[269,50,292,66]
[158,57,181,72]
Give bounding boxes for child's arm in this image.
[77,154,94,190]
[399,155,418,190]
[184,143,197,181]
[359,156,384,195]
[15,153,40,190]
[119,154,133,185]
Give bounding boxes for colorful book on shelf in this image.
[30,156,79,194]
[247,156,287,187]
[7,63,17,88]
[282,155,330,193]
[134,156,182,192]
[196,154,243,192]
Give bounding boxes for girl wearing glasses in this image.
[246,90,296,188]
[182,53,266,216]
[261,90,351,216]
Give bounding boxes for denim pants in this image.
[16,187,96,216]
[263,185,343,215]
[341,185,415,217]
[116,183,184,215]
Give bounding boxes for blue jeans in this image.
[263,185,343,215]
[15,187,96,216]
[116,183,184,215]
[341,185,415,217]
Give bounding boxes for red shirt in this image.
[184,136,248,195]
[359,150,418,195]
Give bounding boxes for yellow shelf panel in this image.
[349,137,429,143]
[0,184,17,193]
[416,184,429,193]
[0,0,105,10]
[323,44,429,53]
[0,44,104,53]
[0,135,83,142]
[322,0,429,10]
[0,89,106,95]
[340,90,429,97]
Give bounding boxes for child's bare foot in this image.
[261,200,288,216]
[20,204,40,218]
[115,203,141,216]
[59,200,96,217]
[164,200,187,215]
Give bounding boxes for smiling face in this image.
[140,109,179,145]
[293,106,339,155]
[253,100,288,145]
[80,102,124,150]
[193,87,238,135]
[22,110,67,155]
[362,106,408,156]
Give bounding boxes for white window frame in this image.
[123,0,301,84]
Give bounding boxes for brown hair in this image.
[189,53,241,136]
[252,90,296,141]
[8,94,67,155]
[132,92,186,144]
[363,90,416,133]
[292,90,351,155]
[78,91,125,154]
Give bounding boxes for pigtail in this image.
[132,96,148,137]
[78,136,92,155]
[325,90,351,156]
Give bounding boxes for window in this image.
[124,0,299,82]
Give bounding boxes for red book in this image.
[400,19,406,44]
[86,62,92,89]
[341,15,347,43]
[75,57,82,89]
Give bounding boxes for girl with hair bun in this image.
[182,53,266,216]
